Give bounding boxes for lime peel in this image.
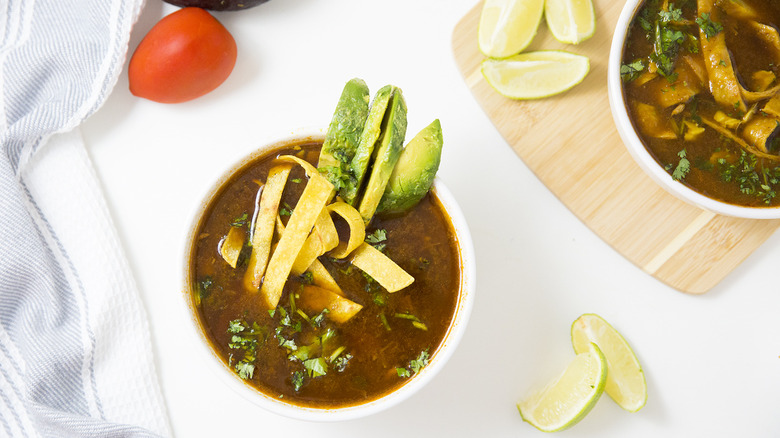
[571,313,648,412]
[517,343,607,432]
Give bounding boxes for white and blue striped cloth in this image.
[1,0,170,436]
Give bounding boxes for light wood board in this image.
[452,1,780,294]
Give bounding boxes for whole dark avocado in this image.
[163,0,269,11]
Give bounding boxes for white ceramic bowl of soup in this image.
[181,128,476,421]
[608,0,780,219]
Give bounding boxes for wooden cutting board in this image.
[452,1,780,294]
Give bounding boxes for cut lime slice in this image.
[517,343,607,432]
[481,51,589,99]
[478,0,544,58]
[571,314,647,412]
[545,0,596,44]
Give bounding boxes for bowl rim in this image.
[180,127,476,421]
[607,0,780,219]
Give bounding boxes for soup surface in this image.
[622,0,780,207]
[189,141,460,408]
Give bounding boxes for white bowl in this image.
[607,0,780,219]
[181,128,476,421]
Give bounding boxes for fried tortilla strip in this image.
[291,208,339,275]
[698,0,747,112]
[349,242,414,293]
[219,226,246,268]
[630,101,677,139]
[327,201,366,259]
[276,218,343,295]
[741,116,780,153]
[260,158,334,309]
[243,164,292,291]
[297,285,362,324]
[306,259,343,296]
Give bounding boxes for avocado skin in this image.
[318,78,370,190]
[341,85,395,206]
[357,90,408,223]
[163,0,269,10]
[377,119,443,214]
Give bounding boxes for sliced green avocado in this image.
[318,78,370,191]
[357,89,408,224]
[377,119,443,214]
[340,85,395,206]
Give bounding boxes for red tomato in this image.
[128,7,237,103]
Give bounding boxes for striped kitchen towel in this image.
[0,0,171,436]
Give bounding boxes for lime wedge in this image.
[571,314,647,412]
[517,343,607,432]
[544,0,596,44]
[478,0,544,58]
[481,51,589,99]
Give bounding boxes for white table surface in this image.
[80,0,780,436]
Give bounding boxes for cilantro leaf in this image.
[230,212,248,227]
[620,59,646,82]
[672,149,691,181]
[291,371,305,391]
[303,357,328,378]
[696,13,723,40]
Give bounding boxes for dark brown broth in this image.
[189,141,460,408]
[622,0,780,207]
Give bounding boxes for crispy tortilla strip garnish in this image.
[349,242,414,293]
[297,285,362,324]
[306,259,343,296]
[291,208,339,275]
[631,101,677,139]
[698,0,747,112]
[260,163,335,309]
[741,116,780,154]
[763,95,780,118]
[219,226,245,268]
[243,164,292,291]
[327,201,366,259]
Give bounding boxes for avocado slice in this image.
[377,119,443,214]
[318,78,370,191]
[340,85,395,205]
[357,89,408,224]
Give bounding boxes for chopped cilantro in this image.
[396,367,411,378]
[291,371,305,391]
[396,349,430,378]
[226,319,267,380]
[197,276,213,299]
[365,229,387,251]
[332,353,353,372]
[234,361,255,380]
[230,212,248,227]
[410,350,430,374]
[696,13,723,40]
[303,357,328,378]
[672,149,691,181]
[718,152,780,204]
[291,178,302,183]
[299,271,314,285]
[658,4,683,23]
[620,59,645,82]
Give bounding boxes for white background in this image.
[81,0,780,436]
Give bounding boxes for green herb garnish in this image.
[696,13,723,40]
[620,59,645,82]
[672,149,691,181]
[230,212,248,227]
